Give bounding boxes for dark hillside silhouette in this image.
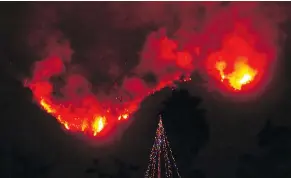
[236,120,291,178]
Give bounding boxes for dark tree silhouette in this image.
[160,89,209,177]
[189,169,206,178]
[9,155,55,178]
[0,72,57,178]
[113,158,139,178]
[236,120,291,178]
[86,157,140,178]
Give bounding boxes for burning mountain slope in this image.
[23,2,282,137]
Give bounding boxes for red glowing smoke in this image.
[24,2,284,137]
[25,30,192,137]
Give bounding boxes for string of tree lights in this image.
[145,116,181,178]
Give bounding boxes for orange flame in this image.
[206,24,268,92]
[40,98,56,114]
[118,114,129,121]
[92,116,106,136]
[37,95,127,135]
[216,57,257,90]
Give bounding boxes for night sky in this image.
[1,2,291,178]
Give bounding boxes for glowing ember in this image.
[118,114,129,121]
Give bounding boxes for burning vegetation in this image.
[23,2,281,137]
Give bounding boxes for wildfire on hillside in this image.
[24,19,275,137]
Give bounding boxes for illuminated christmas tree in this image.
[145,116,181,178]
